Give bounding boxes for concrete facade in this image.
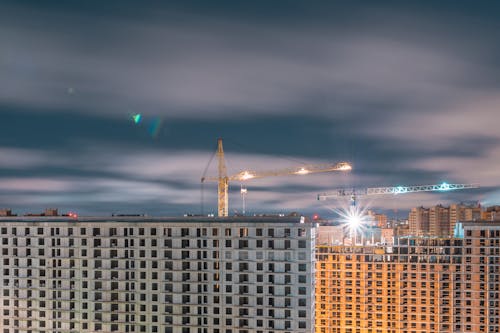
[0,216,316,333]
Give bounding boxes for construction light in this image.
[295,168,310,175]
[439,182,450,190]
[239,171,254,181]
[339,163,352,171]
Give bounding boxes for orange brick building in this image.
[316,221,500,333]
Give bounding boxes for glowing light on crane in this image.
[295,167,310,175]
[238,171,255,181]
[438,182,450,190]
[338,164,352,171]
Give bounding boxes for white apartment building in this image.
[0,216,316,333]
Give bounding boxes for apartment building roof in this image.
[0,214,306,224]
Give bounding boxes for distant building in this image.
[0,215,316,333]
[393,222,410,238]
[0,209,14,217]
[315,221,500,333]
[380,227,394,244]
[482,206,500,221]
[450,203,482,233]
[23,208,59,217]
[367,211,388,228]
[429,204,449,237]
[410,203,483,237]
[408,206,429,236]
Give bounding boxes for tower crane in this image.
[317,182,480,205]
[202,138,352,217]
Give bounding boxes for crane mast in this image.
[203,139,352,217]
[217,138,229,218]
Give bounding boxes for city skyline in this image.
[1,1,499,217]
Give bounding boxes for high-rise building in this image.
[450,203,482,234]
[408,207,429,236]
[315,221,500,333]
[0,215,316,333]
[429,204,449,237]
[450,204,466,234]
[410,203,483,237]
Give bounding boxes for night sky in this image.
[1,1,499,218]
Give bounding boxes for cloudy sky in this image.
[1,1,499,218]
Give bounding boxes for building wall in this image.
[408,207,429,236]
[315,222,500,333]
[0,217,316,333]
[429,205,449,237]
[316,226,345,246]
[380,228,394,245]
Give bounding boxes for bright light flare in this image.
[439,182,450,190]
[338,163,352,171]
[239,171,255,181]
[332,202,373,242]
[295,167,310,175]
[347,212,362,228]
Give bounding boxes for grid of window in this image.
[0,218,315,333]
[315,222,500,333]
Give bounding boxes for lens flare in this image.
[149,117,163,138]
[131,113,142,124]
[331,202,374,244]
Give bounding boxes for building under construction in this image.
[316,221,500,333]
[0,214,317,333]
